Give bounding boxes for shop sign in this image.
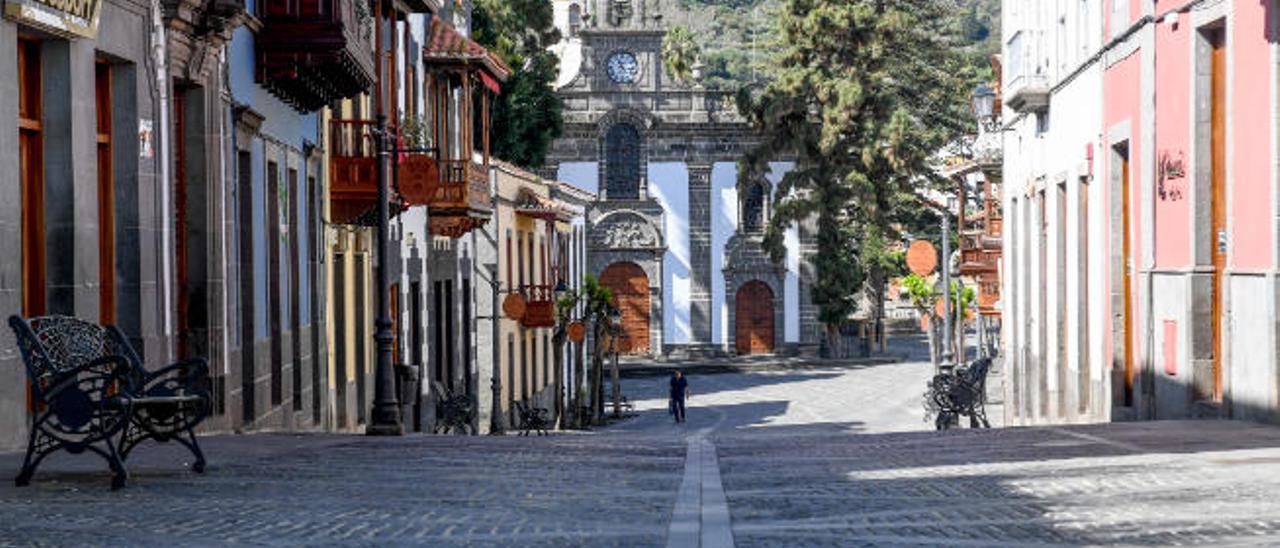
[4,0,102,38]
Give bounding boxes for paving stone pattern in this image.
[7,357,1280,546]
[0,434,683,547]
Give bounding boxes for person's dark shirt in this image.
[670,376,688,400]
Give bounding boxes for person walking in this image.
[669,370,690,423]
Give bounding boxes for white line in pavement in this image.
[667,438,702,548]
[668,406,734,548]
[698,438,734,548]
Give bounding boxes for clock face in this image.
[607,51,639,83]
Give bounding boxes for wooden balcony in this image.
[329,118,403,226]
[518,285,555,328]
[426,158,492,238]
[958,232,1001,277]
[255,0,374,112]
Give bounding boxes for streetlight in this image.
[552,278,568,428]
[939,195,956,374]
[483,263,506,435]
[971,84,998,132]
[608,306,622,418]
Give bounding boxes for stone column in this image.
[687,163,714,350]
[796,213,821,355]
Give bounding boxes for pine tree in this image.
[737,0,976,356]
[472,0,564,170]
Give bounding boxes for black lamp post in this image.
[484,263,506,435]
[366,2,401,436]
[552,279,568,427]
[608,306,622,417]
[368,119,403,436]
[939,194,957,375]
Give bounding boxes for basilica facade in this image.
[546,0,821,357]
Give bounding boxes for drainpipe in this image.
[149,0,174,357]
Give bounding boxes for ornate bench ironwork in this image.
[514,400,550,436]
[925,357,993,431]
[9,315,211,489]
[431,380,475,435]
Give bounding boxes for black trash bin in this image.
[394,363,420,430]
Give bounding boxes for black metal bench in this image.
[925,357,993,431]
[431,380,474,435]
[9,315,211,489]
[514,400,550,436]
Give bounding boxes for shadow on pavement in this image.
[617,370,847,402]
[717,419,1280,546]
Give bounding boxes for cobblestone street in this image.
[7,357,1280,546]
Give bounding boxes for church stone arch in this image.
[596,108,653,200]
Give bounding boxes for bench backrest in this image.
[8,315,137,401]
[963,357,993,387]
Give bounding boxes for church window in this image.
[605,123,641,199]
[742,182,767,233]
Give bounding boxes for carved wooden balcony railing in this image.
[518,284,555,328]
[426,158,492,238]
[958,232,1001,277]
[255,0,374,112]
[329,118,403,226]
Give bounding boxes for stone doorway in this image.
[601,262,650,354]
[735,281,774,355]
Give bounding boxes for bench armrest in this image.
[136,357,210,398]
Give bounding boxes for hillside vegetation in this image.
[661,0,1000,90]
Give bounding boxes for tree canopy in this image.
[736,0,978,350]
[471,0,564,170]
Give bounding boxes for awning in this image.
[478,70,501,94]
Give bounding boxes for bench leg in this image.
[973,405,991,429]
[935,412,955,431]
[14,423,47,487]
[177,428,206,473]
[102,435,128,490]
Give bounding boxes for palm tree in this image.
[551,287,580,429]
[662,26,701,84]
[579,275,615,425]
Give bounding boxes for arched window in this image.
[569,4,582,36]
[605,123,641,199]
[742,182,767,233]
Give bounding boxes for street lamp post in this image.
[552,279,568,429]
[483,263,506,435]
[939,195,956,375]
[368,114,404,436]
[609,307,622,418]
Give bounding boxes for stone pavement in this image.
[7,357,1280,546]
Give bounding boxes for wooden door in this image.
[1210,30,1226,401]
[96,61,115,325]
[735,281,774,355]
[1121,148,1135,407]
[18,39,45,317]
[600,262,649,354]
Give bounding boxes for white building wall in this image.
[1003,0,1107,425]
[557,160,805,352]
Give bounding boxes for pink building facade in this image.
[1003,0,1280,425]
